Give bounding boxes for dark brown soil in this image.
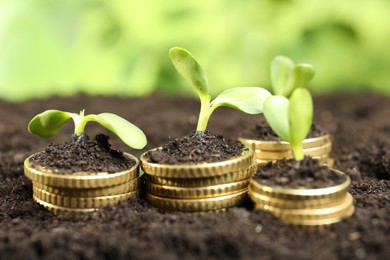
[253,157,346,189]
[30,134,136,174]
[144,130,245,164]
[240,115,327,141]
[1,93,389,259]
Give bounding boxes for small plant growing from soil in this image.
[28,109,147,149]
[169,47,271,132]
[263,55,315,160]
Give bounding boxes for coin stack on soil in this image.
[239,135,333,167]
[24,153,141,214]
[141,149,257,212]
[248,170,354,228]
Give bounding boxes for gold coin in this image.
[33,187,139,208]
[33,197,97,215]
[146,162,257,187]
[267,193,353,220]
[239,134,331,151]
[255,154,331,167]
[24,153,140,188]
[248,187,347,209]
[33,177,141,197]
[254,143,331,160]
[147,190,247,212]
[147,179,249,199]
[140,148,254,178]
[281,205,355,226]
[249,169,351,200]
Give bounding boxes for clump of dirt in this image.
[144,130,245,164]
[30,134,136,174]
[240,115,327,141]
[253,157,346,189]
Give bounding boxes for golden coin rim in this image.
[146,162,257,187]
[33,177,141,197]
[147,189,247,212]
[253,193,353,217]
[279,205,355,226]
[254,143,331,160]
[33,196,97,214]
[140,147,254,178]
[249,169,350,199]
[147,179,249,199]
[33,187,139,208]
[24,152,140,188]
[239,134,331,151]
[248,187,347,209]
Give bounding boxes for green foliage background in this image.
[1,0,389,101]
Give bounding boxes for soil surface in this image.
[144,130,245,164]
[30,134,136,174]
[253,157,346,189]
[240,115,327,141]
[0,93,389,259]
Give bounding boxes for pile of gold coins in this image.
[248,170,354,228]
[24,153,141,214]
[141,148,257,212]
[239,135,333,167]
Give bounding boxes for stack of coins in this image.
[24,153,141,214]
[248,170,354,228]
[141,148,257,212]
[239,135,333,167]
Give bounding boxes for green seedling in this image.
[169,47,271,132]
[271,55,315,98]
[28,110,147,149]
[263,82,313,161]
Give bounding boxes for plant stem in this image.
[73,110,87,136]
[291,143,304,161]
[196,95,212,132]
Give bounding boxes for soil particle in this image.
[240,115,328,141]
[30,134,135,174]
[144,130,245,164]
[253,157,346,189]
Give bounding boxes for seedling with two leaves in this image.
[169,47,271,132]
[263,56,315,161]
[28,110,147,149]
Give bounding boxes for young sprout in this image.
[263,82,313,161]
[271,55,315,98]
[28,110,147,149]
[169,47,271,132]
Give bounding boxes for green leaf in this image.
[28,110,73,138]
[263,96,290,142]
[286,63,315,94]
[289,88,313,150]
[93,113,147,149]
[169,47,208,98]
[211,87,271,114]
[271,56,294,97]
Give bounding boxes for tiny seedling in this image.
[263,78,314,161]
[28,110,147,149]
[271,55,315,98]
[169,47,271,132]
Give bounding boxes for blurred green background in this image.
[1,0,390,101]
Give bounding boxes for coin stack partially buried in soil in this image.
[248,159,354,228]
[239,134,333,167]
[140,133,257,212]
[24,152,141,214]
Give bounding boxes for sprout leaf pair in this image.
[271,56,315,98]
[28,110,147,149]
[170,47,271,132]
[264,56,315,161]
